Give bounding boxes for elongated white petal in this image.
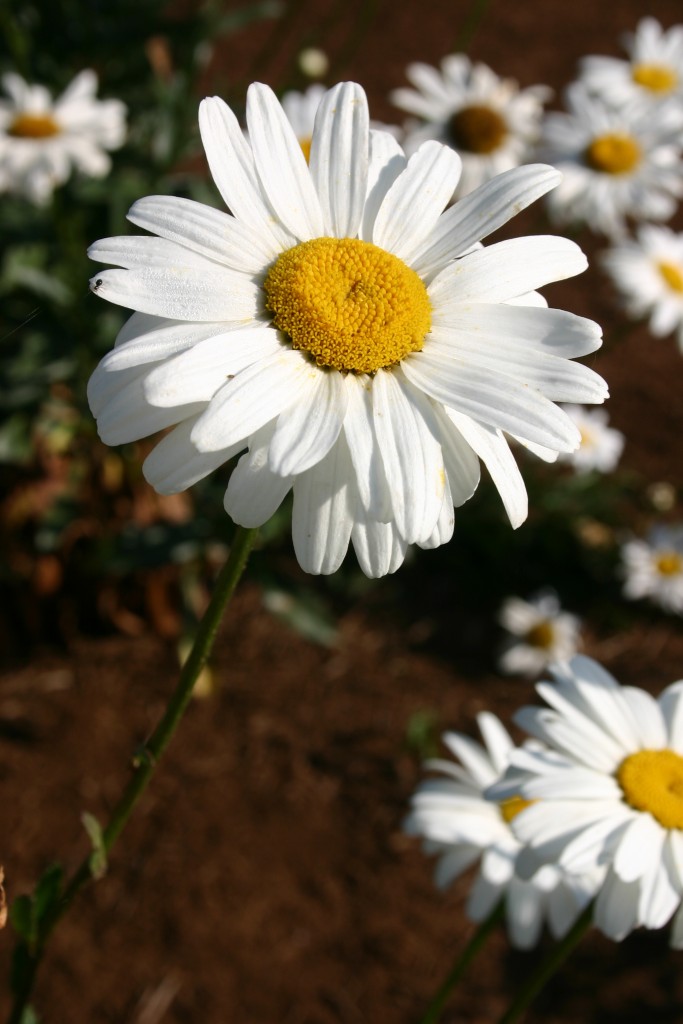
[96,375,203,445]
[445,412,527,527]
[350,506,408,577]
[418,474,455,550]
[89,235,210,269]
[372,141,461,258]
[432,303,603,359]
[371,369,445,544]
[309,82,368,239]
[246,82,324,240]
[127,195,278,274]
[428,236,588,306]
[143,327,281,407]
[343,374,391,520]
[292,437,353,574]
[594,868,640,941]
[433,407,480,506]
[659,681,683,751]
[107,315,228,368]
[224,422,294,527]
[361,130,407,242]
[143,415,243,494]
[410,165,562,278]
[269,368,348,476]
[191,350,318,452]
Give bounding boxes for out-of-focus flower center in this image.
[632,63,678,93]
[655,551,683,576]
[524,620,555,650]
[499,794,535,824]
[299,136,312,163]
[449,104,507,154]
[585,133,641,175]
[7,112,61,138]
[658,260,683,294]
[617,748,683,828]
[263,237,432,374]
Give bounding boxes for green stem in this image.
[419,902,505,1024]
[7,526,259,1024]
[497,903,594,1024]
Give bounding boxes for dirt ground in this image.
[3,0,683,1021]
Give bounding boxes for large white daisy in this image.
[87,82,607,578]
[390,55,551,198]
[543,84,683,238]
[404,712,599,948]
[580,18,683,107]
[602,225,683,352]
[0,70,126,205]
[490,655,683,945]
[622,524,683,613]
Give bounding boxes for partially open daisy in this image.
[580,18,683,107]
[390,55,551,198]
[490,655,683,945]
[602,225,683,353]
[0,71,126,205]
[498,591,581,677]
[404,712,600,948]
[87,82,607,577]
[622,524,683,613]
[543,84,683,238]
[558,404,624,473]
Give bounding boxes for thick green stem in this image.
[419,902,505,1024]
[497,903,594,1024]
[7,526,259,1024]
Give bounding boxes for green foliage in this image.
[81,813,108,880]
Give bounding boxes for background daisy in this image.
[621,524,683,613]
[498,590,581,677]
[558,404,624,473]
[580,18,683,107]
[0,70,126,205]
[390,55,551,198]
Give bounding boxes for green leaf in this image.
[9,895,34,945]
[82,813,108,880]
[32,864,63,927]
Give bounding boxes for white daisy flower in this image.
[87,82,607,578]
[543,84,683,238]
[602,225,683,353]
[281,84,401,164]
[580,18,683,107]
[622,524,683,613]
[404,712,600,949]
[0,70,126,205]
[498,591,581,678]
[390,55,551,198]
[558,405,624,473]
[490,655,683,945]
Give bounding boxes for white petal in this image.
[350,504,408,578]
[659,681,683,751]
[418,474,455,549]
[96,375,203,445]
[246,82,324,240]
[191,351,318,452]
[89,235,210,270]
[107,314,228,368]
[142,415,243,494]
[467,873,504,922]
[372,141,461,259]
[361,130,407,242]
[224,422,294,527]
[446,412,527,527]
[343,374,391,520]
[594,868,640,941]
[371,369,445,544]
[613,814,665,883]
[309,82,368,239]
[621,687,667,749]
[291,437,354,574]
[442,731,496,787]
[268,368,348,476]
[506,878,545,949]
[432,405,481,507]
[638,844,680,930]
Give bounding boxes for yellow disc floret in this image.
[499,794,535,824]
[299,136,312,163]
[585,133,642,175]
[263,237,431,374]
[658,261,683,294]
[617,748,683,829]
[656,551,683,576]
[525,621,555,650]
[8,113,61,138]
[632,63,678,93]
[449,104,507,154]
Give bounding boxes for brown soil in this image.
[3,1,683,1022]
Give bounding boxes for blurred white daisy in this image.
[543,84,683,238]
[559,405,624,473]
[491,655,683,945]
[404,712,600,948]
[622,524,683,613]
[499,591,581,677]
[602,225,683,352]
[580,18,683,107]
[0,70,126,205]
[87,82,607,578]
[390,55,551,198]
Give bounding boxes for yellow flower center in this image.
[617,748,683,829]
[499,794,535,824]
[658,261,683,294]
[632,63,678,93]
[449,104,507,154]
[299,136,312,163]
[524,621,555,650]
[263,237,432,374]
[585,133,642,175]
[7,112,61,138]
[655,551,683,576]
